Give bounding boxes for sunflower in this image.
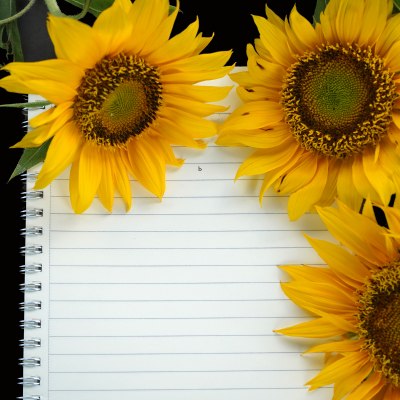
[216,0,400,220]
[0,0,232,213]
[275,200,400,399]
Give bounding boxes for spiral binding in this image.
[19,173,44,399]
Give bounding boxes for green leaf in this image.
[0,100,52,108]
[0,0,24,61]
[63,0,114,16]
[313,0,328,25]
[62,0,176,17]
[394,0,400,12]
[9,139,52,181]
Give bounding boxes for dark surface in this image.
[2,1,315,397]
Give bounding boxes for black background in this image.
[2,0,315,397]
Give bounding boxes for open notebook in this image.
[21,68,333,400]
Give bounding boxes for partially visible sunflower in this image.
[216,0,400,220]
[0,0,232,213]
[275,200,400,399]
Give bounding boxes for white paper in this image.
[22,69,333,400]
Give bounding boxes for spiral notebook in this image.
[20,69,333,400]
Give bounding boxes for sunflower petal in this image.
[11,124,55,148]
[76,143,103,211]
[333,363,373,400]
[275,317,345,338]
[287,157,329,221]
[306,352,369,390]
[127,136,166,198]
[34,121,82,189]
[47,14,105,68]
[305,235,369,284]
[346,371,386,400]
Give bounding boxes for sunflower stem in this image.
[0,0,37,25]
[43,0,92,19]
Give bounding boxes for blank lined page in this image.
[23,71,333,400]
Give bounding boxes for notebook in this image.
[20,68,333,400]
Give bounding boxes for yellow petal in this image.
[217,126,292,149]
[382,385,400,399]
[346,371,386,400]
[146,18,201,64]
[236,85,280,102]
[258,149,302,200]
[127,136,166,198]
[287,157,329,221]
[97,153,114,212]
[287,5,318,51]
[252,15,294,67]
[154,138,184,167]
[47,14,105,68]
[160,51,232,73]
[158,107,217,139]
[337,159,364,211]
[246,47,286,88]
[0,75,37,95]
[34,121,82,189]
[306,339,361,354]
[140,5,179,56]
[358,0,388,46]
[306,352,369,390]
[305,235,369,284]
[220,101,283,132]
[76,143,103,211]
[382,40,400,75]
[163,83,232,103]
[92,0,132,55]
[3,59,83,88]
[275,153,317,194]
[155,119,207,149]
[163,93,228,117]
[335,0,364,44]
[375,13,400,56]
[15,79,76,104]
[362,148,395,205]
[161,66,233,85]
[127,0,169,54]
[275,318,345,338]
[316,201,391,265]
[351,154,380,204]
[333,362,373,400]
[280,264,334,282]
[29,101,73,128]
[236,144,298,179]
[11,124,55,148]
[281,280,356,315]
[112,150,132,211]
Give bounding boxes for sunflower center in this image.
[282,44,397,158]
[73,53,162,147]
[357,262,400,386]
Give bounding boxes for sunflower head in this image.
[0,0,233,213]
[357,260,400,387]
[217,0,400,220]
[73,53,163,148]
[275,200,400,398]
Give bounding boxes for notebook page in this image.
[23,69,333,400]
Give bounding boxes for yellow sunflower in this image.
[0,0,232,213]
[275,200,400,399]
[216,0,400,220]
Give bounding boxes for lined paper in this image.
[23,71,333,400]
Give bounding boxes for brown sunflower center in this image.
[282,44,397,158]
[73,53,162,147]
[357,262,400,387]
